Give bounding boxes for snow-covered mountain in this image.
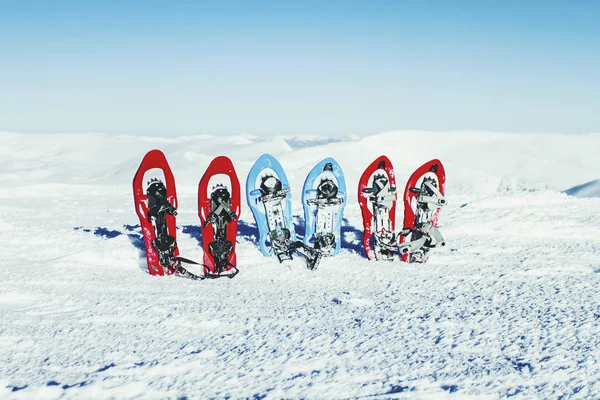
[0,130,598,399]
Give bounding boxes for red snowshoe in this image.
[198,156,241,278]
[398,159,447,263]
[358,155,398,260]
[133,149,181,276]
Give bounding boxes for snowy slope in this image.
[565,179,600,198]
[0,130,599,399]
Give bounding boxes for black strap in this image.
[174,256,239,280]
[289,240,322,270]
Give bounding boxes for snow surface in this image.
[0,130,599,399]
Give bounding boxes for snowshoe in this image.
[358,156,397,260]
[133,150,204,279]
[302,158,346,257]
[398,159,447,263]
[198,156,241,278]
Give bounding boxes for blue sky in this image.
[1,0,599,136]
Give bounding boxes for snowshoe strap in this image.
[270,227,294,261]
[314,233,336,256]
[209,239,235,274]
[151,234,178,275]
[421,223,445,248]
[204,264,239,279]
[276,251,294,263]
[397,235,428,255]
[174,256,201,265]
[397,223,445,255]
[371,192,396,207]
[374,230,397,251]
[173,263,206,280]
[416,181,447,207]
[152,234,175,252]
[156,197,177,216]
[364,178,396,207]
[259,187,290,203]
[307,196,343,206]
[174,256,239,280]
[289,241,322,270]
[203,202,237,228]
[147,183,178,217]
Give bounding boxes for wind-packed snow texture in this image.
[0,130,599,399]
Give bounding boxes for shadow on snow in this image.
[74,217,367,259]
[564,179,600,198]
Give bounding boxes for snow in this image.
[0,130,599,399]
